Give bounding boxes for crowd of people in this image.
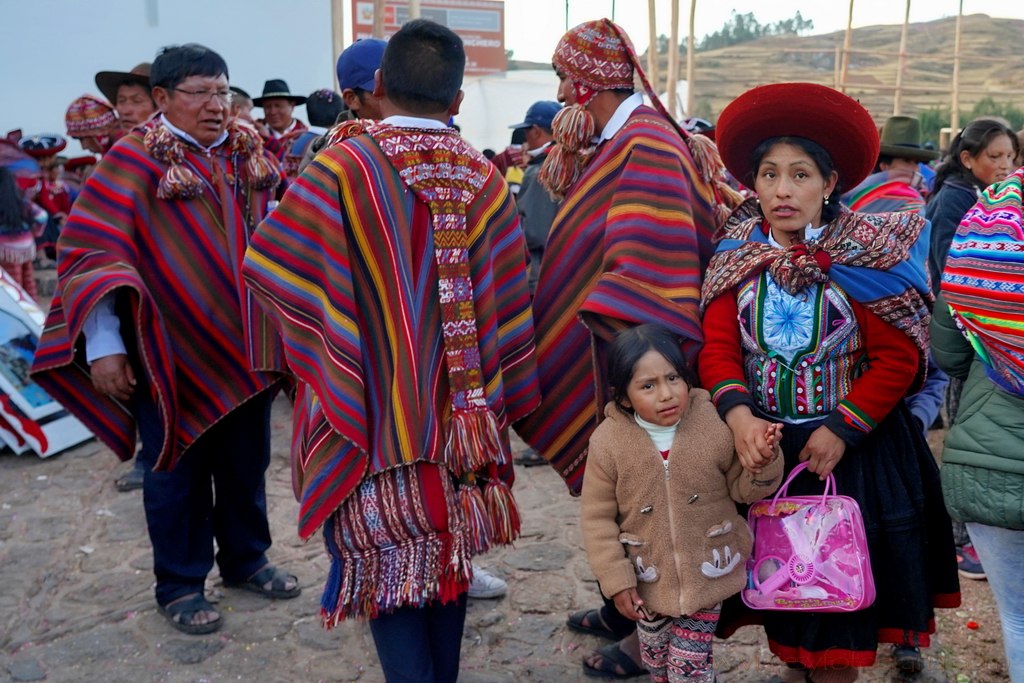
[1,13,1022,683]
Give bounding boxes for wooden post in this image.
[409,0,421,19]
[331,0,345,89]
[839,0,854,93]
[893,0,910,115]
[951,0,963,132]
[834,45,841,89]
[647,0,660,92]
[686,0,696,117]
[373,0,385,38]
[666,0,680,118]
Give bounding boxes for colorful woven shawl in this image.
[702,206,933,386]
[842,170,926,215]
[942,166,1024,396]
[244,121,541,621]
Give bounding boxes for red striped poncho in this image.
[243,125,542,541]
[30,121,287,471]
[514,105,718,494]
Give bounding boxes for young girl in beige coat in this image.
[582,324,783,682]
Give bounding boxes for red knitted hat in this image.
[553,19,636,106]
[65,95,117,138]
[716,82,880,190]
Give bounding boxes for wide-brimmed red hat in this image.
[716,82,879,190]
[18,134,68,158]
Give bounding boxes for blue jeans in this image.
[135,388,275,606]
[966,522,1024,682]
[368,595,468,683]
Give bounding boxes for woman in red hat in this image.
[699,83,961,683]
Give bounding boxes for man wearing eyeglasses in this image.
[31,43,297,637]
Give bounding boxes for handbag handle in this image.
[769,462,835,512]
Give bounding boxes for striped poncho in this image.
[513,105,717,494]
[842,169,926,214]
[942,166,1024,396]
[243,123,541,621]
[30,120,287,471]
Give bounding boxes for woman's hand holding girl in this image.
[725,405,779,472]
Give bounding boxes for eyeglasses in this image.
[172,87,233,104]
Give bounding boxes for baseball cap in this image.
[509,101,562,131]
[336,39,387,92]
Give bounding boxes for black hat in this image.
[253,79,307,107]
[229,85,252,100]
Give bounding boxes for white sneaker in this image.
[467,564,507,599]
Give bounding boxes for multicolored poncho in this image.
[942,166,1024,396]
[30,118,286,470]
[842,169,926,215]
[243,121,541,623]
[513,105,718,495]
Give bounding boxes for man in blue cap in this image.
[510,101,561,296]
[337,38,386,120]
[510,100,561,469]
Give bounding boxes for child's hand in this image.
[764,423,783,461]
[611,588,646,622]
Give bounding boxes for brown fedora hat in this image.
[879,116,938,162]
[95,63,152,104]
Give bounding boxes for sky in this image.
[0,0,1020,155]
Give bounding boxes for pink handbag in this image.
[742,463,876,612]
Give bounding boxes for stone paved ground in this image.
[0,397,1009,682]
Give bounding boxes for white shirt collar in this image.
[381,115,449,129]
[307,125,328,136]
[270,119,300,138]
[527,141,552,157]
[767,222,827,248]
[160,114,228,152]
[597,92,644,144]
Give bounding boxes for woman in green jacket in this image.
[933,165,1024,682]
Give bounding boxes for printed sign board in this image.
[352,0,506,75]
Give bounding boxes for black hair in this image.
[0,168,26,227]
[150,43,229,91]
[750,136,842,223]
[607,324,694,415]
[306,90,345,127]
[930,118,1019,197]
[482,148,496,160]
[380,19,465,115]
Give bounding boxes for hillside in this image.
[641,13,1024,124]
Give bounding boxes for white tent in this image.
[457,70,560,152]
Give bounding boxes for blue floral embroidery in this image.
[763,280,815,360]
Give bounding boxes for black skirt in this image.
[718,402,961,668]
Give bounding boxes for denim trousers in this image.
[966,522,1024,682]
[368,594,468,683]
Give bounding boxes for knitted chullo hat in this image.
[542,18,740,222]
[552,19,636,107]
[65,95,117,138]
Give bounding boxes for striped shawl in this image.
[30,120,286,471]
[942,166,1024,396]
[513,105,718,495]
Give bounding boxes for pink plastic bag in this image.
[742,463,875,612]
